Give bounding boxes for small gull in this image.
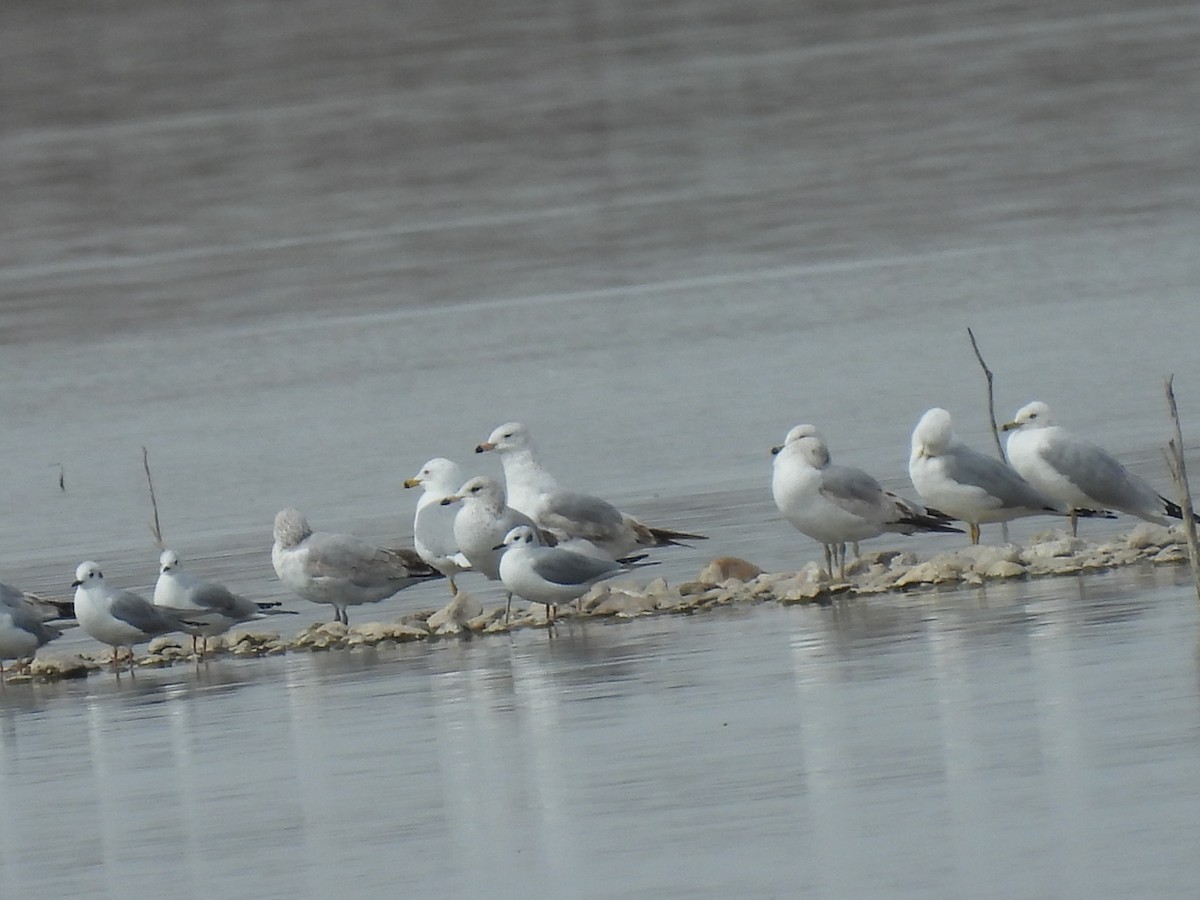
[1002,400,1200,535]
[72,561,203,670]
[1,581,67,676]
[154,549,296,655]
[272,508,431,625]
[496,525,652,622]
[909,407,1077,545]
[476,421,705,559]
[404,458,472,596]
[771,424,960,579]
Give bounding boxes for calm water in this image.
[3,0,1200,895]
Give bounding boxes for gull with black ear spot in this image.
[73,561,204,670]
[1002,400,1197,535]
[494,525,654,623]
[155,549,296,657]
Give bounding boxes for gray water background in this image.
[2,0,1200,896]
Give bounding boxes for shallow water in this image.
[4,568,1200,897]
[3,0,1200,895]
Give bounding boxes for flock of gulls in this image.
[1,404,1196,675]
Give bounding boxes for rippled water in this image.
[3,0,1200,895]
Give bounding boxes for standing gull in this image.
[771,424,960,579]
[404,458,472,596]
[442,475,547,619]
[476,421,704,559]
[155,549,296,656]
[496,525,650,622]
[272,508,431,625]
[72,561,201,670]
[1002,400,1200,535]
[909,407,1079,545]
[1,581,67,675]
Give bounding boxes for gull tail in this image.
[1074,507,1118,520]
[26,595,76,621]
[889,494,962,534]
[898,514,963,534]
[384,547,442,578]
[1161,497,1200,524]
[255,602,299,616]
[644,525,708,547]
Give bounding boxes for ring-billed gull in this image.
[476,422,705,559]
[404,458,472,596]
[72,561,203,670]
[772,424,961,579]
[271,508,432,625]
[495,525,651,622]
[1,581,67,675]
[909,407,1084,545]
[1001,400,1200,535]
[154,549,296,656]
[441,475,549,619]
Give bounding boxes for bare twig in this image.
[142,446,165,549]
[967,327,1005,462]
[1164,376,1200,603]
[967,327,1008,541]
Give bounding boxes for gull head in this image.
[476,422,530,455]
[912,407,955,458]
[447,475,506,510]
[1001,400,1053,433]
[771,424,829,467]
[273,508,313,549]
[72,560,104,589]
[405,457,463,493]
[159,549,181,574]
[495,524,541,552]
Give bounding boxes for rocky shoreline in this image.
[6,523,1193,684]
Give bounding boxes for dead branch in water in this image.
[1163,376,1200,603]
[967,327,1006,461]
[143,446,165,549]
[967,327,1008,541]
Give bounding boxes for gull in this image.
[404,458,472,596]
[1,581,68,676]
[476,421,705,559]
[72,561,203,670]
[1002,400,1200,535]
[154,549,296,656]
[909,407,1083,545]
[441,475,548,619]
[272,508,432,625]
[771,424,960,579]
[496,525,651,622]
